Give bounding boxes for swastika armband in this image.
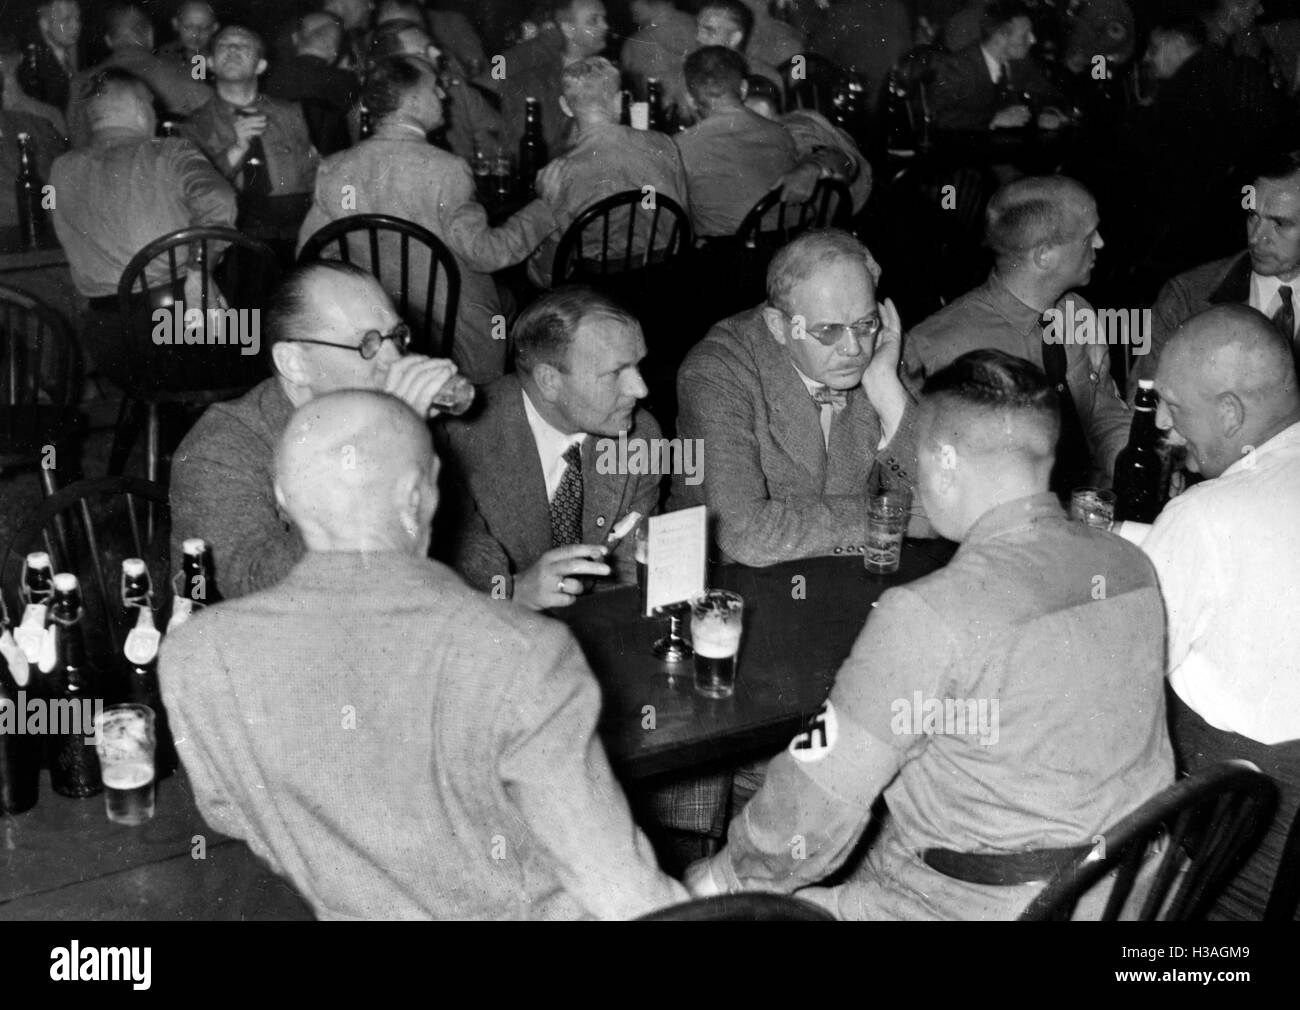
[788,701,838,763]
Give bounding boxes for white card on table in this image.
[644,506,706,617]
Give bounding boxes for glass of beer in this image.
[864,489,911,575]
[94,704,156,826]
[690,590,743,699]
[492,151,514,200]
[1070,487,1115,530]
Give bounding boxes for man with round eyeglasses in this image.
[673,228,925,566]
[170,260,467,599]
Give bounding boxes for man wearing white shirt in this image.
[1138,304,1300,919]
[673,229,923,565]
[438,286,663,611]
[1136,151,1300,389]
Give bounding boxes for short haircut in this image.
[744,73,782,111]
[265,260,376,349]
[1150,14,1208,47]
[699,0,753,46]
[1255,149,1300,185]
[766,229,882,313]
[212,24,265,59]
[979,0,1032,41]
[513,285,638,374]
[984,175,1092,259]
[561,55,620,112]
[367,19,426,67]
[81,66,152,109]
[363,54,433,120]
[922,348,1061,455]
[683,45,747,106]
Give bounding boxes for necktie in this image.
[1272,286,1295,342]
[550,442,584,548]
[1041,312,1091,499]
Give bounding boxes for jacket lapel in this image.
[581,435,633,544]
[473,376,553,565]
[826,388,882,494]
[1209,252,1253,305]
[755,322,828,488]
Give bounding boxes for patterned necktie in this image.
[1273,286,1295,343]
[810,385,848,409]
[550,442,584,548]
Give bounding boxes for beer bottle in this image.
[620,88,631,127]
[0,593,40,815]
[121,559,176,779]
[518,96,548,196]
[14,551,55,664]
[168,538,221,632]
[646,78,664,132]
[14,132,48,249]
[41,574,102,799]
[1113,380,1167,523]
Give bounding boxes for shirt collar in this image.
[984,272,1058,338]
[1220,420,1300,479]
[1251,271,1298,312]
[521,385,586,467]
[980,44,1002,83]
[963,492,1066,544]
[372,120,429,142]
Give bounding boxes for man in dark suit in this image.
[930,0,1064,131]
[1134,153,1300,386]
[19,0,82,111]
[264,12,358,156]
[674,228,922,566]
[438,286,662,612]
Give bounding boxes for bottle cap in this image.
[26,551,51,568]
[182,538,207,555]
[53,573,78,592]
[123,558,146,576]
[1138,380,1154,389]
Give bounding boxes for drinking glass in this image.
[690,590,744,699]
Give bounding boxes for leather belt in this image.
[922,844,1093,887]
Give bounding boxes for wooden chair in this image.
[550,189,692,287]
[735,177,853,251]
[2,476,171,691]
[783,52,840,116]
[297,213,461,359]
[1018,760,1278,921]
[638,893,836,922]
[0,282,84,497]
[109,226,282,484]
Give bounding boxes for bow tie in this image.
[810,385,848,408]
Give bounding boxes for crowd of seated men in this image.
[6,0,1300,920]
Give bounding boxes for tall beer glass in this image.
[95,704,156,826]
[690,590,744,699]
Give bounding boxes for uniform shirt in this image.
[904,272,1132,480]
[181,92,319,197]
[50,129,236,297]
[160,548,687,920]
[779,109,872,212]
[708,493,1175,919]
[1141,421,1300,745]
[673,104,798,237]
[297,126,557,383]
[528,121,690,287]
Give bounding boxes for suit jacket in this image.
[673,305,920,567]
[438,373,664,597]
[930,43,1062,131]
[1134,252,1251,388]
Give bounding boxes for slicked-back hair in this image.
[363,54,433,121]
[513,285,639,374]
[561,55,620,112]
[984,174,1091,261]
[367,20,427,69]
[767,228,880,313]
[265,260,376,349]
[923,348,1060,444]
[699,0,753,46]
[683,45,747,108]
[979,0,1033,40]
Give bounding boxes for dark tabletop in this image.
[561,538,958,781]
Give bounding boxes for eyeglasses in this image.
[290,322,411,360]
[776,307,883,347]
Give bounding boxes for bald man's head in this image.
[917,349,1060,540]
[274,390,439,554]
[1155,304,1300,478]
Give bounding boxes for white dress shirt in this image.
[521,386,586,501]
[790,363,898,451]
[980,45,1003,84]
[1250,271,1299,338]
[1140,420,1300,744]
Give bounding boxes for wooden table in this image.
[563,539,958,780]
